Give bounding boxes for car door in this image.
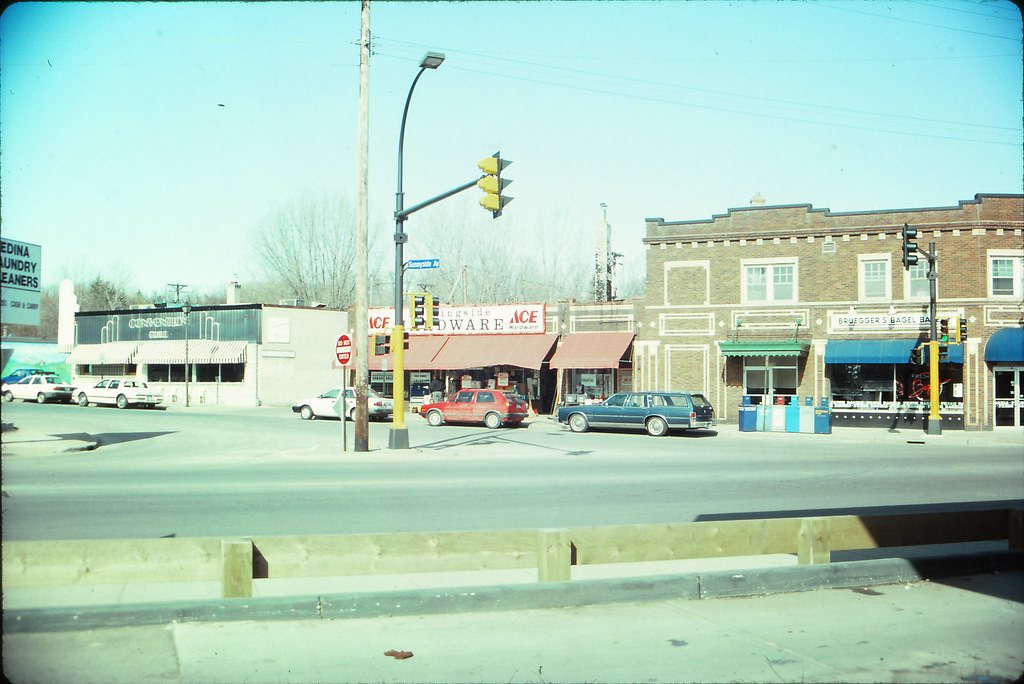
[446,390,476,422]
[471,391,498,422]
[100,379,120,404]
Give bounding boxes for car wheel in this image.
[348,407,356,421]
[426,409,444,427]
[484,412,502,429]
[116,394,129,409]
[2,390,13,402]
[36,393,47,404]
[646,416,668,437]
[299,405,314,420]
[568,413,589,433]
[77,393,89,407]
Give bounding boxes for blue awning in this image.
[825,339,919,364]
[924,343,964,364]
[985,326,1024,363]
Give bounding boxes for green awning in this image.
[718,341,809,357]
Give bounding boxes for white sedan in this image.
[2,375,76,404]
[76,378,164,409]
[291,387,393,421]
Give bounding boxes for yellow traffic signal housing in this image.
[477,152,513,218]
[938,318,949,343]
[958,317,968,344]
[425,294,440,329]
[373,334,390,356]
[410,294,426,330]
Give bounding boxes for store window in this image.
[742,259,797,304]
[989,253,1023,298]
[146,363,244,383]
[742,356,799,404]
[859,254,890,300]
[830,363,962,405]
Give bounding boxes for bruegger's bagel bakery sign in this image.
[369,303,545,335]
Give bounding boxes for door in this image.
[994,368,1024,428]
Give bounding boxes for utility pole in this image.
[166,282,189,304]
[353,0,370,451]
[926,241,942,435]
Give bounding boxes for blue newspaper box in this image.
[813,407,832,434]
[785,396,801,433]
[738,404,757,432]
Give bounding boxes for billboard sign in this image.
[1,238,42,326]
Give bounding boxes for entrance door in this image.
[994,368,1024,428]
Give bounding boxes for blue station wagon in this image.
[556,391,716,437]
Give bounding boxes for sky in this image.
[1,0,1021,299]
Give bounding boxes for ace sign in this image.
[336,334,352,366]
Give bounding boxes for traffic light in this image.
[901,223,919,270]
[938,318,949,343]
[410,294,426,330]
[910,344,924,365]
[958,317,968,344]
[477,151,513,218]
[426,294,440,329]
[374,334,390,356]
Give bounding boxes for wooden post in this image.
[221,539,253,598]
[798,517,831,565]
[1009,510,1024,550]
[537,528,571,582]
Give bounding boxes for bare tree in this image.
[251,192,383,308]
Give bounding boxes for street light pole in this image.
[389,51,444,450]
[181,303,191,408]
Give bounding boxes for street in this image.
[2,401,1022,541]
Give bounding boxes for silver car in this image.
[292,387,393,421]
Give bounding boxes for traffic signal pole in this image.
[926,241,942,436]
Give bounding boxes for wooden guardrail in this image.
[3,509,1020,599]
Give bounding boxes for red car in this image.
[419,388,530,429]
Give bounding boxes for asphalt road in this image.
[2,402,1022,541]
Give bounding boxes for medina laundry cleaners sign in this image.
[1,238,42,326]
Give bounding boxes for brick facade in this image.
[636,194,1024,430]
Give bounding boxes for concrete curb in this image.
[6,551,1020,634]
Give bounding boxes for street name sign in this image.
[406,258,440,270]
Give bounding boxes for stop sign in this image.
[336,334,352,366]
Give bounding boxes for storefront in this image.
[824,338,965,429]
[986,326,1024,429]
[67,304,349,407]
[548,331,635,405]
[717,341,810,406]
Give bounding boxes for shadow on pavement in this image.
[51,431,176,447]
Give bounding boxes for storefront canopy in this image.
[135,340,247,364]
[367,335,449,371]
[548,332,634,369]
[434,333,558,370]
[826,338,965,364]
[66,342,139,365]
[984,326,1024,362]
[718,341,809,357]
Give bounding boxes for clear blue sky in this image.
[1,0,1021,296]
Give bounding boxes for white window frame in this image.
[741,257,798,305]
[858,253,891,301]
[903,261,931,301]
[988,249,1024,299]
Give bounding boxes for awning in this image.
[66,342,138,365]
[367,335,449,371]
[433,333,558,370]
[548,332,634,369]
[718,341,809,357]
[985,326,1024,363]
[135,340,247,364]
[924,343,964,364]
[825,339,918,364]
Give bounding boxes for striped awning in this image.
[718,341,809,357]
[135,340,247,364]
[66,342,139,365]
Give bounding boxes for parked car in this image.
[76,378,163,409]
[556,391,715,436]
[2,374,76,404]
[419,388,530,429]
[1,368,48,385]
[291,387,393,421]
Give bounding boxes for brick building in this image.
[635,193,1024,430]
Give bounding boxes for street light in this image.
[181,303,191,408]
[390,51,445,450]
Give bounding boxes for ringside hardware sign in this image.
[369,303,546,335]
[1,238,42,326]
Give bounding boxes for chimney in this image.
[750,192,766,206]
[226,279,241,305]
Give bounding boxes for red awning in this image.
[432,333,558,370]
[367,335,449,371]
[548,332,634,369]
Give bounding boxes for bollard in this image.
[798,517,831,565]
[537,528,571,582]
[221,539,253,598]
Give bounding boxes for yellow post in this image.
[392,324,406,432]
[928,340,941,434]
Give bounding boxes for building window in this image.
[742,356,799,404]
[989,253,1023,298]
[859,254,890,301]
[905,262,929,299]
[742,259,797,304]
[146,363,244,383]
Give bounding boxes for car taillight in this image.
[371,400,382,407]
[690,412,696,419]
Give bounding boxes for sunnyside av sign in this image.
[1,238,42,326]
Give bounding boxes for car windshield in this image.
[502,393,521,402]
[44,376,63,383]
[690,394,711,407]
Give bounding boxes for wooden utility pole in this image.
[353,0,371,451]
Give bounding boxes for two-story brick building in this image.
[635,193,1023,430]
